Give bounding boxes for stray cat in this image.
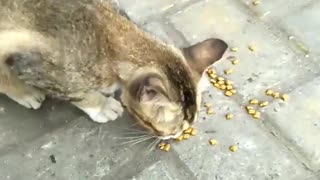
[0,0,227,139]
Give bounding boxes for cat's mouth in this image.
[158,131,183,140]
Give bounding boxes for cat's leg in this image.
[71,91,124,123]
[0,65,45,109]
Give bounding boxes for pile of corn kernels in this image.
[158,42,290,153]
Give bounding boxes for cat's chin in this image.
[158,131,183,140]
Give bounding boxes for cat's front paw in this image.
[8,88,45,109]
[87,97,124,123]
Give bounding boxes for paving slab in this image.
[0,114,161,180]
[169,0,320,104]
[239,0,314,21]
[0,96,80,155]
[118,0,193,24]
[264,76,320,170]
[169,85,316,180]
[277,1,320,57]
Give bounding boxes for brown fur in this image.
[0,0,227,138]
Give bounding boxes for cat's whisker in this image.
[128,136,155,147]
[145,138,160,156]
[119,135,153,146]
[109,124,147,133]
[116,134,149,139]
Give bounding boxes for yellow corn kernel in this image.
[246,106,254,110]
[248,45,257,51]
[259,101,269,107]
[206,108,214,115]
[158,142,166,147]
[190,129,197,136]
[210,79,217,84]
[232,59,239,65]
[218,80,225,85]
[226,80,233,85]
[253,111,261,119]
[272,92,280,98]
[225,91,233,97]
[176,135,184,141]
[207,68,216,74]
[224,69,233,75]
[209,139,218,145]
[163,144,171,152]
[281,94,289,101]
[220,84,226,90]
[229,145,238,152]
[214,83,220,88]
[226,85,233,90]
[209,73,217,79]
[231,47,238,52]
[252,0,260,5]
[184,127,193,134]
[231,89,237,94]
[249,99,259,104]
[226,113,234,120]
[204,103,213,108]
[183,134,190,139]
[265,89,273,96]
[248,109,256,115]
[217,77,225,81]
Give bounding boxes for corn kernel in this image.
[207,108,214,115]
[190,129,197,136]
[158,142,166,147]
[248,109,256,115]
[232,59,239,65]
[231,89,237,94]
[184,127,193,134]
[210,79,217,84]
[176,135,183,141]
[214,83,220,88]
[160,146,165,150]
[217,77,225,81]
[209,73,217,79]
[229,145,238,152]
[231,47,238,52]
[209,139,218,145]
[246,106,254,110]
[183,134,190,139]
[252,0,260,5]
[224,69,233,75]
[218,80,225,85]
[163,144,171,152]
[265,89,273,96]
[226,80,233,85]
[204,103,212,108]
[253,111,261,119]
[220,84,226,90]
[248,45,257,51]
[249,99,259,104]
[226,85,233,90]
[226,113,234,120]
[272,92,280,98]
[281,94,289,101]
[259,101,269,107]
[225,91,233,97]
[207,68,216,74]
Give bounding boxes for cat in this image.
[0,0,227,139]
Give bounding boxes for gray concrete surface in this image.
[1,0,320,179]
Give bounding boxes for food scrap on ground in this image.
[209,139,218,146]
[229,145,238,152]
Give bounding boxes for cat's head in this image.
[122,38,228,139]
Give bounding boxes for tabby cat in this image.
[0,0,227,139]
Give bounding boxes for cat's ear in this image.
[182,38,228,76]
[129,74,169,105]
